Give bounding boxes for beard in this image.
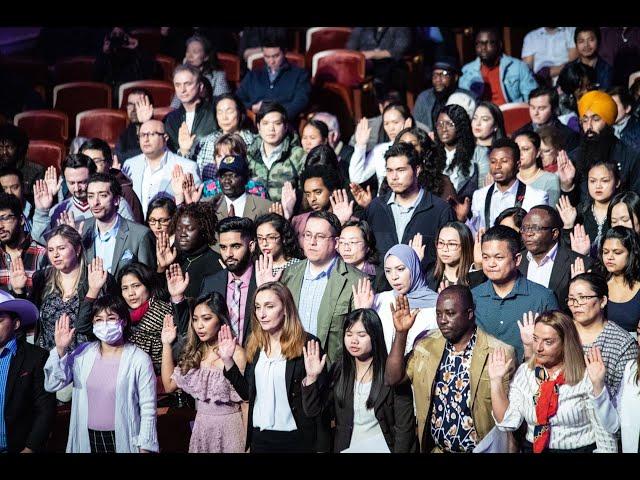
[575,125,617,175]
[225,253,251,274]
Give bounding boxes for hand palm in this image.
[159,247,177,268]
[392,308,415,333]
[218,337,236,361]
[488,357,508,380]
[304,352,324,377]
[161,325,177,345]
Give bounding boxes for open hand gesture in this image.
[390,294,419,333]
[178,122,196,155]
[58,210,84,234]
[156,231,177,271]
[183,173,203,204]
[557,150,576,191]
[171,164,186,203]
[473,227,486,268]
[330,189,354,224]
[571,257,586,278]
[280,181,296,220]
[161,314,177,345]
[87,257,108,295]
[570,224,591,256]
[517,311,537,348]
[488,347,513,382]
[135,95,154,124]
[354,117,371,147]
[556,195,577,229]
[303,340,327,384]
[54,313,75,356]
[585,346,606,395]
[349,182,373,209]
[218,324,237,367]
[352,277,374,309]
[255,253,282,286]
[166,263,189,301]
[44,166,62,197]
[268,202,285,217]
[9,257,28,293]
[409,232,425,262]
[437,278,451,293]
[33,179,54,211]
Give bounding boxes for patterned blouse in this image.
[430,330,478,452]
[37,291,88,352]
[129,298,172,374]
[272,257,301,276]
[192,129,257,181]
[202,177,267,199]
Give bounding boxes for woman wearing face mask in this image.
[607,191,640,235]
[353,244,438,355]
[218,281,329,453]
[599,227,640,334]
[489,310,618,453]
[567,272,638,398]
[349,102,413,188]
[557,161,620,256]
[254,213,303,276]
[161,292,247,453]
[44,296,158,453]
[301,308,417,453]
[514,131,561,207]
[470,101,506,188]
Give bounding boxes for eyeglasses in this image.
[520,225,553,234]
[566,295,599,306]
[436,120,455,129]
[0,214,16,223]
[338,239,364,248]
[148,218,171,226]
[432,70,452,78]
[303,232,334,242]
[257,234,281,243]
[436,240,461,250]
[138,132,165,139]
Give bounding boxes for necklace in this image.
[184,252,205,271]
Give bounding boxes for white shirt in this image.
[347,380,390,453]
[348,141,392,187]
[93,215,121,274]
[616,360,640,452]
[521,27,576,73]
[444,148,464,191]
[252,350,297,432]
[495,364,618,452]
[374,290,438,355]
[141,153,168,215]
[468,179,549,234]
[185,111,195,132]
[526,242,558,288]
[225,193,247,218]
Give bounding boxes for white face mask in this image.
[93,320,124,345]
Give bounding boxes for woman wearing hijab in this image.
[353,244,438,354]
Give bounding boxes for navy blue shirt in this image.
[0,337,18,452]
[472,273,559,361]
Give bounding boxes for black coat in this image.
[518,244,593,313]
[164,100,217,154]
[223,333,329,452]
[198,268,257,347]
[301,363,417,453]
[426,267,486,292]
[361,190,455,272]
[3,340,56,452]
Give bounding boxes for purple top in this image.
[87,353,121,431]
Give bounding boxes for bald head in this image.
[139,120,167,159]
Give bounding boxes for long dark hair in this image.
[334,309,387,410]
[434,104,476,179]
[432,222,474,286]
[606,191,640,233]
[254,213,304,260]
[394,127,446,196]
[599,226,640,287]
[474,101,506,143]
[341,219,379,265]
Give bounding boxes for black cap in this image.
[432,55,461,75]
[217,154,249,177]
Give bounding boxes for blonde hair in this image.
[44,225,86,298]
[245,282,306,361]
[527,311,586,385]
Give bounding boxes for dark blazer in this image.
[518,244,593,313]
[3,340,56,452]
[198,268,256,347]
[426,267,486,292]
[82,216,156,278]
[361,190,455,271]
[223,333,329,452]
[301,363,417,453]
[513,117,580,153]
[164,100,217,154]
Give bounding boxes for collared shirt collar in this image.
[496,179,520,197]
[387,187,425,208]
[0,336,18,357]
[261,139,285,160]
[94,214,121,242]
[526,242,559,267]
[477,272,528,298]
[144,150,169,171]
[228,263,253,285]
[304,256,337,281]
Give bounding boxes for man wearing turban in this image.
[560,90,640,203]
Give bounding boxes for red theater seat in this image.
[76,109,127,149]
[118,80,174,109]
[500,102,531,136]
[14,110,69,144]
[27,140,65,172]
[53,82,112,132]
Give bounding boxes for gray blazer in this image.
[81,216,156,278]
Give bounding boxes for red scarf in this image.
[129,300,150,324]
[532,366,566,453]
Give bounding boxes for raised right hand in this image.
[354,117,371,147]
[488,347,513,382]
[473,227,485,268]
[156,231,177,270]
[556,195,577,229]
[349,182,373,209]
[255,253,282,286]
[44,166,62,196]
[87,257,108,294]
[54,313,75,354]
[217,324,237,364]
[352,277,374,309]
[161,314,177,345]
[557,150,576,190]
[170,164,186,204]
[517,311,537,348]
[9,257,28,293]
[390,294,419,333]
[408,232,425,262]
[135,95,154,124]
[280,181,296,220]
[570,224,591,256]
[33,179,54,211]
[166,263,190,300]
[178,122,196,155]
[303,340,327,382]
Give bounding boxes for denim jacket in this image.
[459,55,538,104]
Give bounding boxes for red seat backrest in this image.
[119,80,174,109]
[313,50,365,87]
[53,82,113,132]
[14,110,69,144]
[27,140,65,173]
[76,109,127,148]
[53,56,96,84]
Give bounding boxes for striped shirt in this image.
[0,235,47,295]
[495,364,618,452]
[191,129,256,181]
[298,257,336,336]
[582,321,638,399]
[0,337,18,452]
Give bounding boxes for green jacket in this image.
[281,257,365,364]
[247,133,305,202]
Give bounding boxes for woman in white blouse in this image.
[218,281,328,453]
[488,310,618,453]
[615,337,640,452]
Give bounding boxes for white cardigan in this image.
[44,342,159,453]
[616,361,640,453]
[348,142,392,186]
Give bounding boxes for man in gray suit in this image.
[81,172,156,277]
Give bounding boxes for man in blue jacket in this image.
[236,37,310,120]
[459,28,538,106]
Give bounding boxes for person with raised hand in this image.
[385,285,516,453]
[44,296,158,453]
[161,293,247,452]
[489,310,618,453]
[301,309,417,452]
[219,281,329,453]
[254,213,303,278]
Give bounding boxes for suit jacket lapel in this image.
[244,195,256,218]
[217,198,228,219]
[81,218,96,263]
[381,196,399,244]
[243,273,257,344]
[549,246,569,293]
[289,261,305,306]
[5,342,25,403]
[469,329,489,410]
[111,218,129,274]
[316,260,348,345]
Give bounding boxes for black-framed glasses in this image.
[138,131,165,139]
[520,225,554,234]
[566,295,599,306]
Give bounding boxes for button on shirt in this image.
[225,193,247,218]
[141,152,168,213]
[253,350,297,431]
[298,257,337,336]
[0,337,18,452]
[526,242,558,288]
[94,215,121,274]
[387,188,424,243]
[260,140,285,171]
[226,265,253,345]
[521,27,575,73]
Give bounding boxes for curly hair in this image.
[171,201,218,246]
[254,213,304,260]
[394,127,446,196]
[434,104,476,179]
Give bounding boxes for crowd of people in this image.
[2,26,640,454]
